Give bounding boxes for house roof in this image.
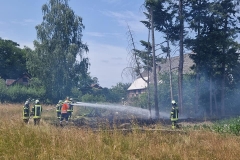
[140,53,194,82]
[91,83,103,89]
[158,53,194,74]
[6,79,16,86]
[129,53,195,90]
[5,72,31,86]
[127,77,148,90]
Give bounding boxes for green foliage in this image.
[71,87,82,100]
[135,0,240,118]
[108,83,131,103]
[0,78,46,103]
[26,0,89,102]
[0,79,7,102]
[184,0,240,116]
[81,94,106,103]
[28,77,45,88]
[6,85,45,103]
[157,72,178,111]
[79,82,130,103]
[128,93,149,109]
[0,38,28,79]
[213,117,240,135]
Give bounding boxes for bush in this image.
[213,116,240,135]
[0,79,7,102]
[0,79,46,103]
[81,94,106,103]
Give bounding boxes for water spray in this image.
[73,102,171,119]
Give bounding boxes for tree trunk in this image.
[195,0,201,116]
[210,76,213,116]
[151,7,159,119]
[178,0,184,113]
[195,67,199,115]
[167,37,173,101]
[221,17,228,117]
[221,65,225,117]
[147,23,151,119]
[214,88,218,117]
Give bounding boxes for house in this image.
[127,77,148,98]
[6,72,31,86]
[127,53,194,97]
[91,83,103,90]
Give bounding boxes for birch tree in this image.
[26,0,89,101]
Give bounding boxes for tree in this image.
[185,0,240,117]
[26,0,89,102]
[185,0,209,115]
[177,0,184,112]
[144,0,160,119]
[0,38,28,79]
[151,0,179,102]
[110,82,130,101]
[214,0,240,116]
[126,24,154,117]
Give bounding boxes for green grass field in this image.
[1,103,240,160]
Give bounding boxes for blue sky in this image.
[0,0,152,88]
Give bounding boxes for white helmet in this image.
[25,101,29,105]
[35,100,39,104]
[172,100,176,104]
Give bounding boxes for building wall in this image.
[128,89,146,98]
[15,75,29,85]
[6,74,30,86]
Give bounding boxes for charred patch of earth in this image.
[50,109,223,129]
[70,113,211,130]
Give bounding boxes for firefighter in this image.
[170,100,179,129]
[56,100,63,119]
[68,98,74,119]
[65,96,70,103]
[122,97,125,106]
[60,99,69,126]
[23,100,30,124]
[31,99,42,125]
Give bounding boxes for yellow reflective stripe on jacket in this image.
[23,106,30,119]
[32,105,42,118]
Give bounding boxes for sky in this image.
[0,0,153,88]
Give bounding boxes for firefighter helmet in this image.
[35,100,39,104]
[172,100,176,105]
[25,101,29,105]
[59,100,63,103]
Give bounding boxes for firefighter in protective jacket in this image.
[68,98,74,119]
[31,99,42,125]
[60,100,69,126]
[170,100,179,129]
[56,100,63,119]
[23,100,30,123]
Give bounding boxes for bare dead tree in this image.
[125,24,153,118]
